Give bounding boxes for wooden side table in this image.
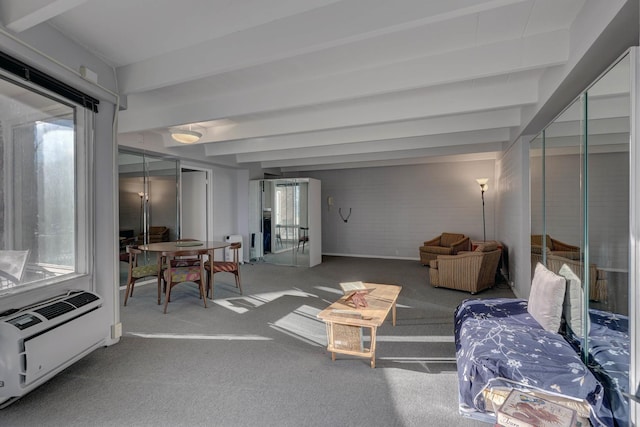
[317,283,401,368]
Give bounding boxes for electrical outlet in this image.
[111,322,122,339]
[509,281,514,288]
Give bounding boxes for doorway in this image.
[180,168,209,242]
[117,151,179,286]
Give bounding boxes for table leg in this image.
[392,300,397,326]
[370,326,377,368]
[156,256,163,305]
[327,322,335,362]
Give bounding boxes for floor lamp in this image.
[138,192,145,241]
[476,178,488,242]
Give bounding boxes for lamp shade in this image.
[171,129,202,144]
[476,178,488,192]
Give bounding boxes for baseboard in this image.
[322,253,420,261]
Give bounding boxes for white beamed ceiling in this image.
[2,0,633,172]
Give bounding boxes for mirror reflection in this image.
[250,179,310,267]
[118,151,179,286]
[530,53,630,424]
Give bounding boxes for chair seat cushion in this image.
[164,265,201,282]
[212,261,237,273]
[420,245,453,255]
[132,264,158,278]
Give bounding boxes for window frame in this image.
[0,69,94,296]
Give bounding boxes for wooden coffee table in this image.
[317,283,401,368]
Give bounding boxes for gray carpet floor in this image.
[0,256,515,427]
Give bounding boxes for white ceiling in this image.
[1,0,635,173]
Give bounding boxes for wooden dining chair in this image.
[123,246,160,306]
[204,242,242,299]
[297,227,309,253]
[162,248,209,313]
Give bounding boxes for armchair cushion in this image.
[419,232,470,265]
[475,242,498,252]
[440,232,465,247]
[138,226,170,243]
[531,234,580,255]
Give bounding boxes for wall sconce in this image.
[476,178,488,242]
[327,196,334,211]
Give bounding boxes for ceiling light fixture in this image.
[171,129,202,144]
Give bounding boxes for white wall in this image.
[495,137,531,299]
[211,167,250,261]
[305,160,495,259]
[0,25,120,345]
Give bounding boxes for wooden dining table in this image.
[137,240,231,304]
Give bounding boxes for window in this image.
[0,73,92,293]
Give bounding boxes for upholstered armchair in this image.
[530,246,607,302]
[531,234,581,260]
[419,232,470,265]
[429,242,502,294]
[137,226,170,244]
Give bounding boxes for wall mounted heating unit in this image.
[0,290,105,408]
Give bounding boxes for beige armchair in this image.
[419,232,470,265]
[530,246,607,302]
[429,242,502,294]
[531,234,581,260]
[137,226,170,244]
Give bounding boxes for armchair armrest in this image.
[450,236,470,254]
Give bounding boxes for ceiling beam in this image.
[118,29,563,134]
[272,142,504,171]
[202,109,520,156]
[0,0,86,32]
[236,128,509,163]
[116,0,528,95]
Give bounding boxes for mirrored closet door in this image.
[530,52,630,424]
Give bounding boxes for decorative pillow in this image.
[475,242,498,252]
[528,263,566,332]
[558,263,587,338]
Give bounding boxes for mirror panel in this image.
[585,53,630,423]
[118,151,179,286]
[530,52,630,425]
[251,178,310,267]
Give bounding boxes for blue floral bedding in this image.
[565,309,630,427]
[454,298,613,426]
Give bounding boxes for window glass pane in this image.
[0,75,85,292]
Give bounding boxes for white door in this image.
[181,170,207,241]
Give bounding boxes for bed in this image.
[564,308,630,427]
[454,297,614,426]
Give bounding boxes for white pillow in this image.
[528,263,566,332]
[558,263,587,338]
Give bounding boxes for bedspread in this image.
[454,298,613,426]
[565,308,630,427]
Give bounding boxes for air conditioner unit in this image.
[0,290,105,408]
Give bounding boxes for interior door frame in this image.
[179,163,214,243]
